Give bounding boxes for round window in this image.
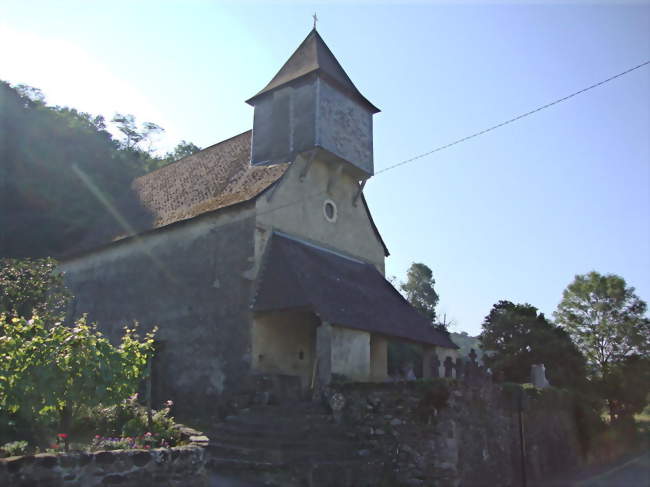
[323,199,337,223]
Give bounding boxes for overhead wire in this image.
[81,59,650,239]
[374,60,650,175]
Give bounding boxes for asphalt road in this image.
[575,451,650,487]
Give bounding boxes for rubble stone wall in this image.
[331,378,583,487]
[0,445,207,487]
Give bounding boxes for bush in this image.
[0,314,155,443]
[0,440,29,457]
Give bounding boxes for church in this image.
[60,29,458,413]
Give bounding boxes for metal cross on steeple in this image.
[312,12,318,30]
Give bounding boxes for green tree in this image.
[480,300,587,388]
[401,263,439,324]
[165,140,201,161]
[111,113,164,151]
[0,314,155,436]
[0,81,200,257]
[143,140,202,173]
[600,355,650,423]
[0,258,70,323]
[554,272,650,377]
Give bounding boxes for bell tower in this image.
[246,29,380,179]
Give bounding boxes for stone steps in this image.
[206,440,359,464]
[208,430,355,451]
[205,401,378,486]
[211,421,352,440]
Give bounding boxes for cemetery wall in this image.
[331,377,582,487]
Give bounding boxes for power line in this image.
[375,60,650,175]
[93,60,650,239]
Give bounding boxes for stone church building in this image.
[60,29,458,413]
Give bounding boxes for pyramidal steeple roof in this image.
[246,29,380,113]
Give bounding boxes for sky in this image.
[1,1,648,336]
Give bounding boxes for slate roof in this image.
[246,29,380,114]
[253,232,458,349]
[72,131,289,254]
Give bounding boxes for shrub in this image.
[0,440,29,457]
[0,314,155,441]
[120,395,179,446]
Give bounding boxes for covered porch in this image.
[251,232,458,387]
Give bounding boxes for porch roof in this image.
[252,233,458,349]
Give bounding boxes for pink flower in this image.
[57,433,68,439]
[144,445,150,449]
[145,432,152,437]
[165,400,174,407]
[95,435,101,439]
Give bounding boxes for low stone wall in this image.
[331,378,583,487]
[0,443,208,487]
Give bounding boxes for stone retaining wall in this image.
[331,379,583,487]
[0,443,208,487]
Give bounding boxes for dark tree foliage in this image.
[0,81,201,258]
[479,300,587,389]
[143,140,202,173]
[601,354,650,423]
[389,263,445,377]
[401,263,439,324]
[0,258,70,323]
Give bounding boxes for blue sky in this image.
[1,1,648,335]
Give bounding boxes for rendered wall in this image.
[254,156,386,276]
[251,310,318,388]
[59,205,257,417]
[331,326,370,381]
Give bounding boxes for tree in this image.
[600,355,650,423]
[388,263,441,377]
[0,258,155,440]
[165,140,201,161]
[401,263,439,324]
[479,300,587,388]
[554,272,650,377]
[143,140,203,173]
[0,314,155,436]
[110,113,164,151]
[0,258,70,324]
[0,81,200,257]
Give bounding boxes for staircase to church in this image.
[206,401,383,487]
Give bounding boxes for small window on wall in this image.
[323,199,337,223]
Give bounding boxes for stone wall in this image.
[331,377,583,487]
[0,445,207,487]
[60,207,257,418]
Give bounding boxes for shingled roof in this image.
[253,233,457,349]
[246,29,379,113]
[71,130,389,258]
[130,131,288,230]
[72,131,289,254]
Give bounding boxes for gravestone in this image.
[430,353,441,378]
[531,364,551,388]
[469,348,478,366]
